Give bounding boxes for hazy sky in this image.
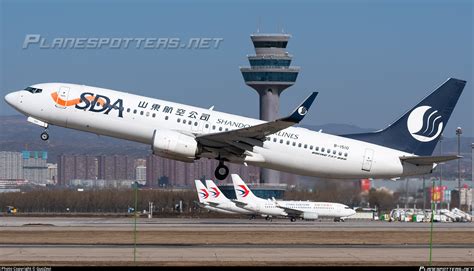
[1,0,472,136]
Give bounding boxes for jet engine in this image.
[152,129,200,162]
[302,212,319,220]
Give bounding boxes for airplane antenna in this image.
[257,17,261,33]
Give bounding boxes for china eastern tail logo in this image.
[407,106,443,142]
[51,92,124,118]
[236,185,250,197]
[209,187,220,198]
[199,189,209,199]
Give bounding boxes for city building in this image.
[240,33,300,184]
[22,151,48,184]
[0,151,23,180]
[218,183,287,200]
[146,155,260,187]
[136,165,146,181]
[47,163,58,184]
[98,155,135,180]
[58,155,98,186]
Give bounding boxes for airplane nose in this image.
[4,92,17,106]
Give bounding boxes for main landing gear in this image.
[214,161,229,180]
[290,217,297,222]
[40,131,49,141]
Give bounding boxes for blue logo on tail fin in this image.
[407,106,443,142]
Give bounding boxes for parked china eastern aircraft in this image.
[194,180,237,214]
[204,180,257,216]
[4,78,466,180]
[231,174,356,222]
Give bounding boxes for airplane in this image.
[204,179,257,217]
[194,180,237,214]
[231,174,356,222]
[4,78,466,181]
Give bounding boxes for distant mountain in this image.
[0,115,472,164]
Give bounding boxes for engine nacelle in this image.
[152,129,199,162]
[302,212,319,220]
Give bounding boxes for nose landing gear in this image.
[40,131,49,141]
[214,161,229,180]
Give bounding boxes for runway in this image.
[1,217,473,266]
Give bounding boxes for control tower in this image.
[240,33,300,184]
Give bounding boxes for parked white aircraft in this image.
[4,78,466,180]
[194,180,237,214]
[204,180,257,216]
[231,174,356,222]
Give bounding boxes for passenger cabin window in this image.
[24,87,43,94]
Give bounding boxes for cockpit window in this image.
[24,87,42,94]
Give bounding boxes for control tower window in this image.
[253,41,288,48]
[249,59,291,67]
[24,87,43,94]
[242,72,298,82]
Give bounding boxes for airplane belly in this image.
[66,109,153,144]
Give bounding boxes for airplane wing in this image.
[275,204,304,217]
[400,155,461,166]
[196,92,318,158]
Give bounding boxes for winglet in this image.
[282,92,318,123]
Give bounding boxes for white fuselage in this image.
[5,83,434,179]
[237,198,355,218]
[276,201,356,218]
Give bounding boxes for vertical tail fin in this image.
[231,174,260,202]
[343,78,466,155]
[205,180,229,203]
[194,180,210,204]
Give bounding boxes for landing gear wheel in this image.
[40,132,49,141]
[265,216,271,221]
[214,163,229,180]
[290,217,296,222]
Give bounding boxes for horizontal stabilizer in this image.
[193,200,207,208]
[207,201,219,207]
[231,199,247,207]
[400,155,461,165]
